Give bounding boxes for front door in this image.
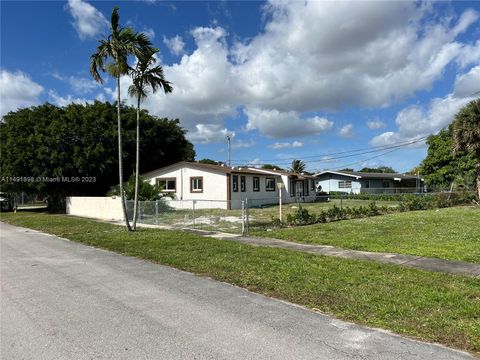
[296,181,303,197]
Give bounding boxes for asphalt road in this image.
[0,222,474,360]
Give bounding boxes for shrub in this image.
[286,206,316,226]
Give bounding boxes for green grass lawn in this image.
[1,212,479,354]
[251,206,480,263]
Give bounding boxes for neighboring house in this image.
[315,170,424,194]
[142,161,317,209]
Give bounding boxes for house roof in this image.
[142,161,315,179]
[315,170,423,181]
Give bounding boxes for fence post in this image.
[245,198,249,235]
[241,200,245,235]
[340,196,343,210]
[192,200,196,229]
[155,200,159,225]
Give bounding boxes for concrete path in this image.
[1,222,475,360]
[178,228,480,277]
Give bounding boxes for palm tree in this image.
[289,159,306,173]
[90,7,154,230]
[128,50,173,230]
[453,99,480,198]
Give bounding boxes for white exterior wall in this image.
[231,173,317,207]
[230,173,283,207]
[66,196,123,221]
[144,165,229,209]
[316,176,362,194]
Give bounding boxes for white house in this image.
[315,170,424,194]
[142,161,317,209]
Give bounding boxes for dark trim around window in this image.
[190,176,203,193]
[266,177,276,191]
[232,175,238,192]
[253,176,260,192]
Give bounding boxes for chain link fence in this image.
[126,191,477,235]
[126,199,248,234]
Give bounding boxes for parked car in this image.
[0,192,13,212]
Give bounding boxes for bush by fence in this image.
[279,192,477,228]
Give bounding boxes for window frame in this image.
[338,180,352,189]
[382,180,390,188]
[253,176,260,192]
[266,177,276,192]
[232,175,238,192]
[240,176,246,192]
[156,177,176,192]
[190,176,203,193]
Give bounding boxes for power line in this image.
[229,136,427,166]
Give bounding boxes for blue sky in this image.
[1,0,479,173]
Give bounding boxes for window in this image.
[253,177,260,192]
[382,180,390,188]
[266,177,276,191]
[232,175,238,192]
[156,178,176,192]
[240,176,246,192]
[289,178,295,197]
[190,177,203,193]
[365,180,370,188]
[338,180,352,189]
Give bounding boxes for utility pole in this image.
[227,135,231,167]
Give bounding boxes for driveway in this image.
[0,222,474,359]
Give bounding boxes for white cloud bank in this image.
[371,65,480,147]
[66,0,108,39]
[0,70,44,116]
[100,0,479,143]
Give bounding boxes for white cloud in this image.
[338,123,354,138]
[142,27,155,40]
[370,93,475,147]
[245,107,333,138]
[163,35,185,56]
[269,141,304,149]
[456,41,480,68]
[231,139,255,149]
[366,119,386,130]
[187,124,233,144]
[66,0,108,39]
[48,90,91,107]
[0,70,43,116]
[454,65,480,98]
[110,2,479,141]
[52,72,100,94]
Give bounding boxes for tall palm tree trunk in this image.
[476,150,480,199]
[132,96,141,230]
[117,75,132,231]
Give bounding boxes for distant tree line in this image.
[0,101,195,209]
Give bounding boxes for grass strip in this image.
[1,212,479,355]
[252,206,480,263]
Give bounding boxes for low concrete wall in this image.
[66,197,124,221]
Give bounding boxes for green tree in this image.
[261,164,285,171]
[453,99,480,198]
[359,166,396,173]
[107,175,169,201]
[420,124,476,191]
[90,6,154,230]
[128,50,173,230]
[199,158,221,165]
[0,102,195,209]
[289,159,306,173]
